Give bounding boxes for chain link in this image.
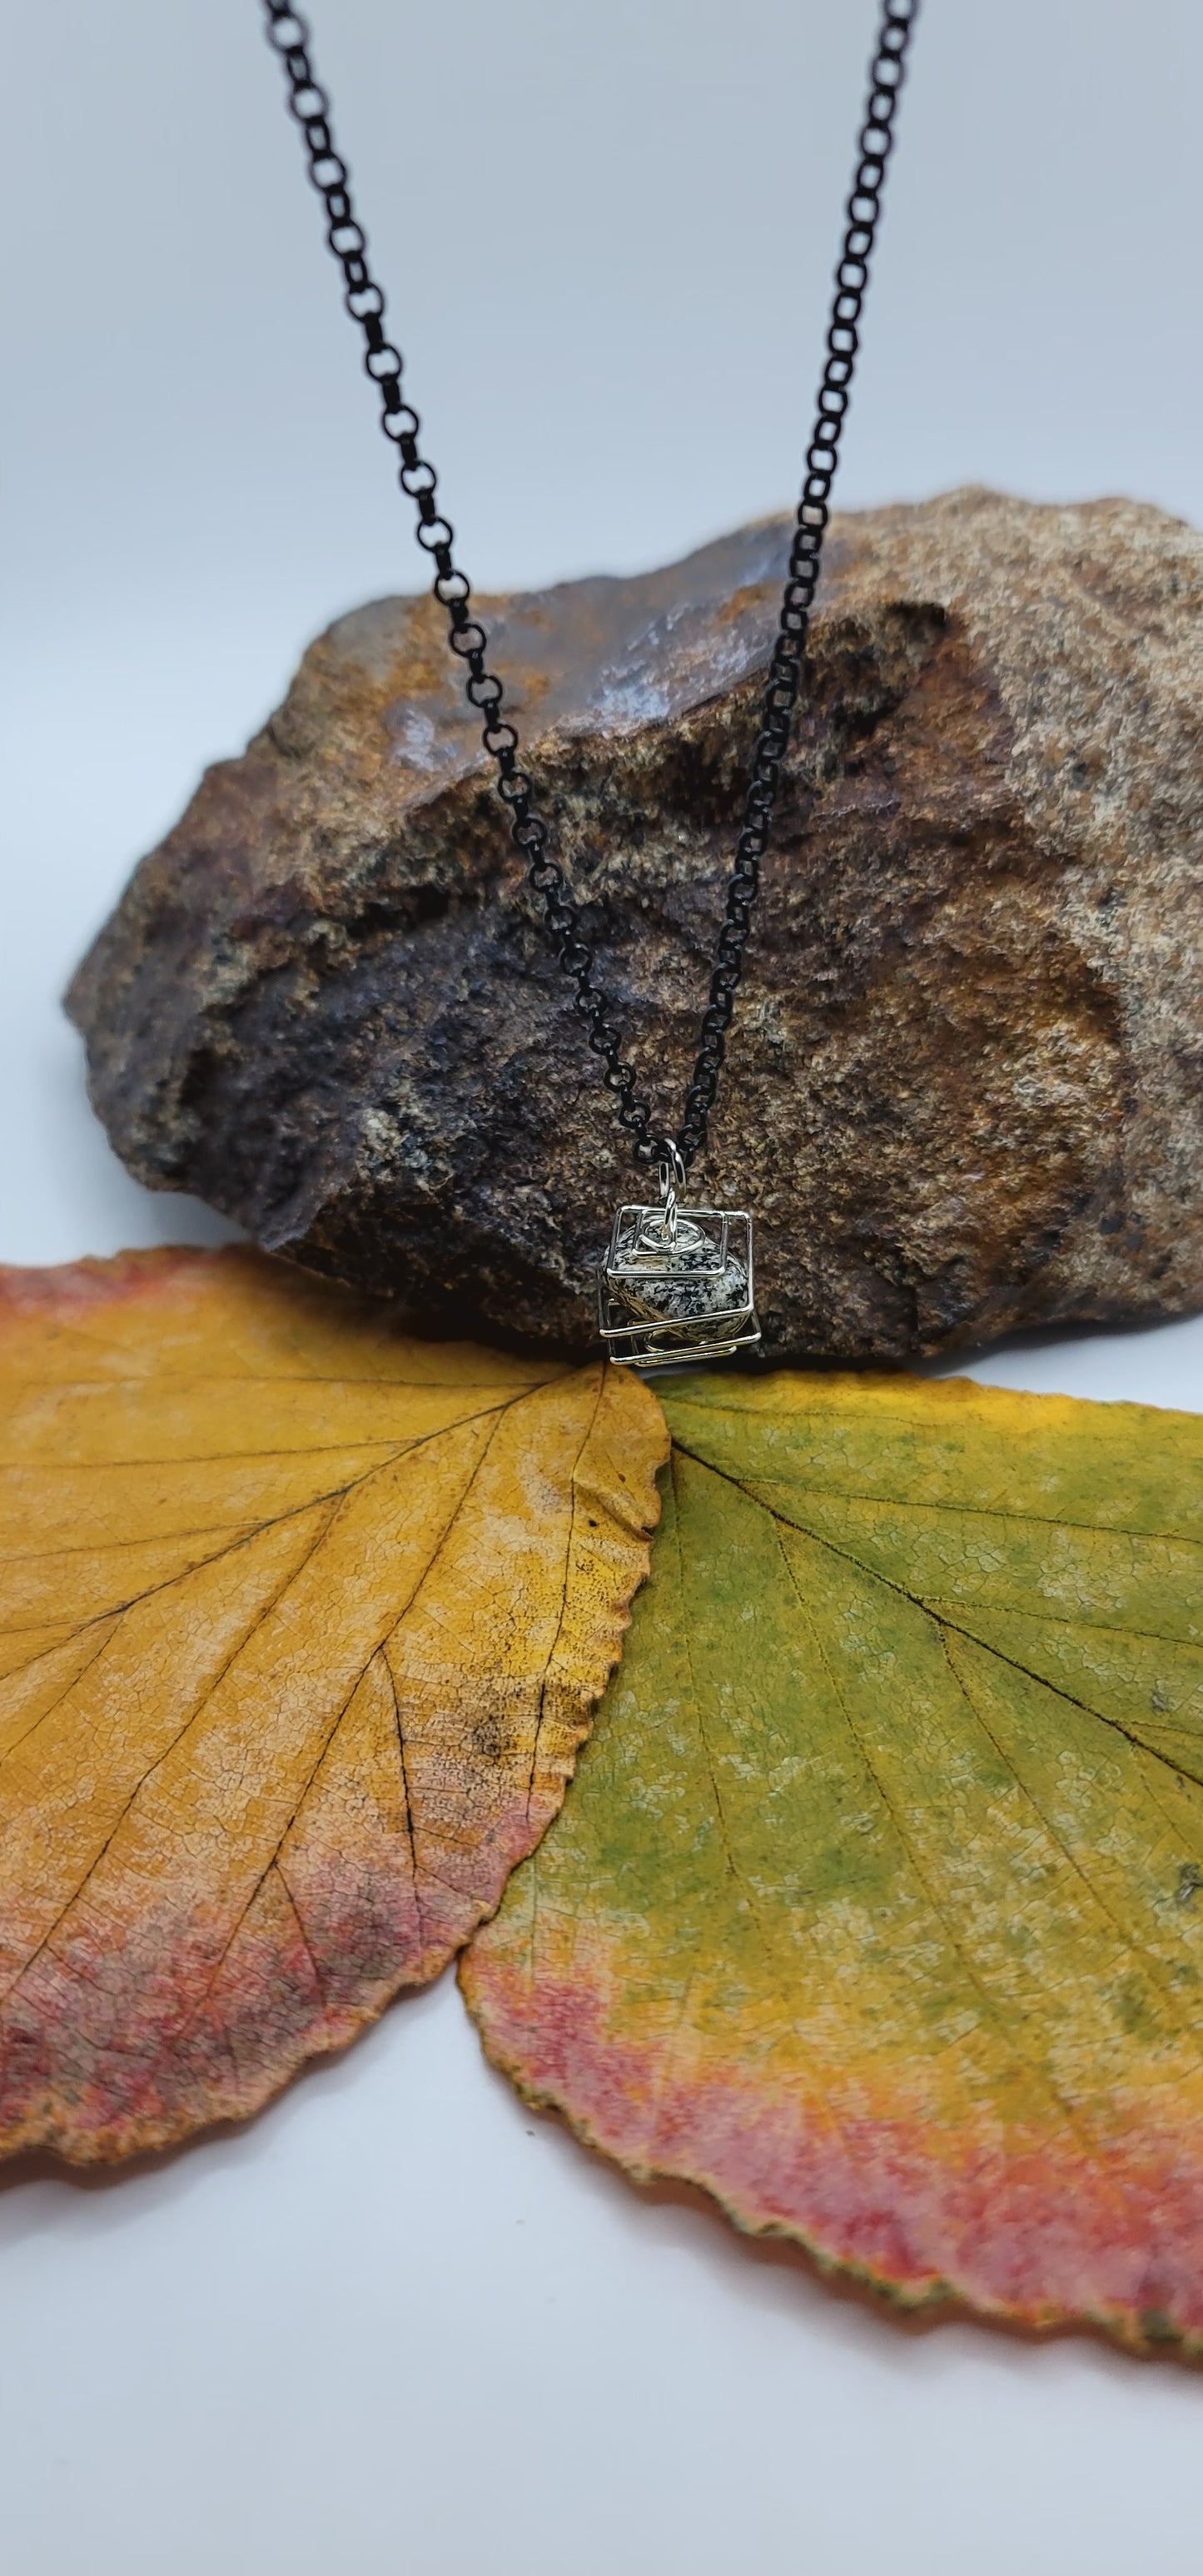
[261,0,919,1172]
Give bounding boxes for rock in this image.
[67,488,1203,1361]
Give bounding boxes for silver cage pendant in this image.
[598,1146,762,1371]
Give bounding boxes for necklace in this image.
[262,0,919,1368]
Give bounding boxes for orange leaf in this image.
[0,1248,666,2162]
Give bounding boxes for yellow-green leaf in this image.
[0,1248,666,2162]
[461,1368,1203,2353]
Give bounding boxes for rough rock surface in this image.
[67,489,1203,1360]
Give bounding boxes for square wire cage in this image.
[598,1200,761,1370]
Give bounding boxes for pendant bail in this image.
[655,1140,688,1248]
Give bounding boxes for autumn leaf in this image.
[461,1367,1203,2355]
[0,1247,666,2162]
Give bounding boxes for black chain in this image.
[261,0,919,1172]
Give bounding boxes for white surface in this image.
[4,1,1203,2569]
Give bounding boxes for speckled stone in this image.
[639,1252,747,1325]
[610,1220,751,1326]
[67,488,1203,1360]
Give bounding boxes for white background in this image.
[4,2,1203,2569]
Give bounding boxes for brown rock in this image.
[67,489,1203,1360]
